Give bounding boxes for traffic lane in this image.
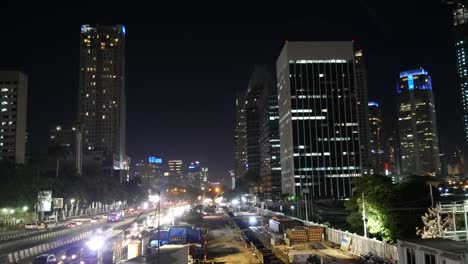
[18,230,122,264]
[1,211,147,255]
[0,213,109,242]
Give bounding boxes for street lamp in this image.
[86,235,104,264]
[291,205,295,217]
[23,206,28,212]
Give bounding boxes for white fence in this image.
[325,228,398,261]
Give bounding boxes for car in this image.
[74,220,83,226]
[66,222,77,228]
[25,222,47,230]
[32,254,57,264]
[90,216,99,223]
[61,246,82,262]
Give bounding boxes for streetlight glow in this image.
[86,235,104,250]
[9,209,14,214]
[22,206,28,212]
[70,199,75,204]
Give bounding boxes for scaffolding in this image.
[437,200,468,241]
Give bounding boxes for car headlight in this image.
[80,261,85,264]
[72,254,77,259]
[62,255,66,259]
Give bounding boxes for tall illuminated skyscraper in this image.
[0,71,27,164]
[368,101,385,175]
[397,68,441,176]
[449,1,468,146]
[78,25,126,173]
[277,41,361,200]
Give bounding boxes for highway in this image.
[0,209,156,263]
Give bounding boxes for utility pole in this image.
[302,189,309,222]
[157,190,160,264]
[429,185,434,207]
[362,193,368,238]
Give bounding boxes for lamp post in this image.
[22,206,28,224]
[2,208,7,224]
[70,199,75,217]
[291,206,295,218]
[9,209,15,225]
[86,235,104,264]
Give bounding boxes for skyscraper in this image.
[277,41,361,200]
[78,25,126,173]
[168,160,183,184]
[355,50,371,175]
[397,68,441,176]
[48,123,83,175]
[449,1,468,146]
[233,93,247,182]
[0,71,27,164]
[254,66,281,200]
[368,102,385,175]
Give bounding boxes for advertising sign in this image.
[148,157,162,164]
[53,198,63,209]
[37,191,52,212]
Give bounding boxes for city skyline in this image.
[0,1,462,180]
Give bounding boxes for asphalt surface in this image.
[3,210,154,263]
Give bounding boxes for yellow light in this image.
[215,188,220,193]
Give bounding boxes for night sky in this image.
[0,1,461,181]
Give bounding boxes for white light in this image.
[86,235,104,250]
[241,197,247,203]
[149,195,160,203]
[142,202,149,209]
[72,255,77,259]
[291,206,295,210]
[231,199,239,205]
[248,216,257,225]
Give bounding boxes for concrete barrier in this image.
[19,250,24,259]
[13,252,19,262]
[8,253,13,263]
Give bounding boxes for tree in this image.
[416,207,453,238]
[345,175,398,242]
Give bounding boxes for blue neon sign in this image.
[408,75,414,90]
[368,101,379,107]
[148,157,162,164]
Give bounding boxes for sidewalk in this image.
[206,226,261,264]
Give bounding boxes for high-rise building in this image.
[201,167,208,183]
[386,131,401,176]
[168,160,183,184]
[48,123,83,175]
[134,157,163,190]
[0,71,27,164]
[277,41,362,199]
[449,1,468,147]
[187,161,205,187]
[253,66,282,201]
[397,68,441,176]
[245,71,263,179]
[355,50,371,175]
[78,25,127,175]
[368,102,385,175]
[234,93,247,181]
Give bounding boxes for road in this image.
[1,210,155,263]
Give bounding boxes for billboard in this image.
[53,198,63,209]
[37,191,52,212]
[148,157,162,164]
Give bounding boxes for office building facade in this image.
[368,102,385,175]
[48,123,83,175]
[234,93,247,181]
[168,160,183,184]
[254,66,282,200]
[0,71,27,164]
[277,41,362,199]
[450,2,468,146]
[397,68,441,176]
[355,50,371,175]
[78,25,127,173]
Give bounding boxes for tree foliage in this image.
[416,207,453,238]
[345,175,437,243]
